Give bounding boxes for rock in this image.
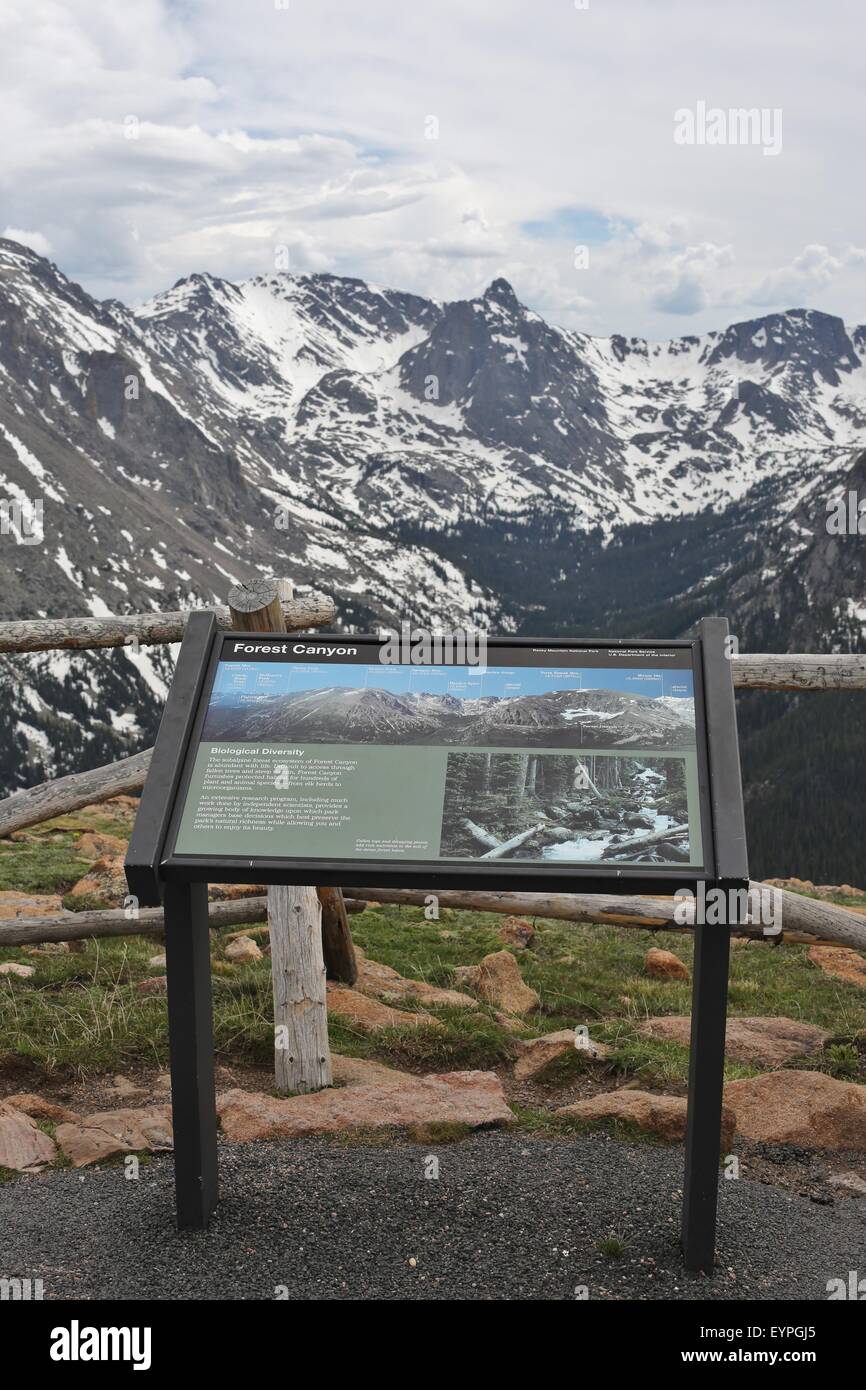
[224,935,263,963]
[147,953,167,969]
[453,950,539,1015]
[136,975,167,996]
[494,1011,526,1034]
[23,941,69,956]
[645,947,689,981]
[392,979,476,1009]
[724,1071,866,1148]
[207,883,268,902]
[0,962,35,978]
[1,1092,79,1123]
[55,1105,173,1167]
[0,890,68,919]
[76,831,128,859]
[827,1171,866,1196]
[326,985,442,1032]
[638,1015,831,1067]
[330,1054,415,1088]
[497,916,535,948]
[79,795,139,817]
[226,924,270,940]
[216,1070,514,1142]
[111,1075,147,1100]
[556,1090,735,1149]
[808,945,866,989]
[513,1029,611,1081]
[67,855,128,907]
[0,1107,57,1171]
[353,952,476,1010]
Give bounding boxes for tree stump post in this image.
[228,578,332,1092]
[317,887,358,984]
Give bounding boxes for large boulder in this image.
[76,831,128,860]
[330,1054,415,1088]
[808,945,866,989]
[453,950,539,1015]
[67,855,128,907]
[224,935,263,963]
[0,1105,57,1171]
[638,1015,831,1067]
[724,1070,866,1149]
[353,949,477,1010]
[513,1029,611,1081]
[0,890,68,919]
[2,1093,79,1123]
[55,1105,173,1167]
[644,948,689,981]
[216,1070,514,1142]
[326,984,442,1032]
[555,1089,735,1150]
[497,916,535,948]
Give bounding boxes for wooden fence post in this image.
[317,887,358,984]
[228,578,332,1093]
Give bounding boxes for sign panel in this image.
[152,630,728,894]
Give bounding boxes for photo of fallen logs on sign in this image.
[441,751,690,864]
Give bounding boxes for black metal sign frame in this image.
[124,614,748,1279]
[130,622,734,901]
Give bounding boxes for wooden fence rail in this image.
[0,599,864,690]
[0,748,152,838]
[345,885,866,952]
[4,881,866,951]
[731,652,866,691]
[0,897,270,948]
[0,595,335,654]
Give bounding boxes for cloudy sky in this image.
[1,0,863,338]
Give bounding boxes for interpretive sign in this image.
[129,626,744,901]
[124,613,748,1278]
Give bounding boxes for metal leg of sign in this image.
[164,880,218,1231]
[681,920,731,1274]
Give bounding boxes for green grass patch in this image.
[598,1234,626,1260]
[1,835,865,1087]
[0,835,90,896]
[509,1103,676,1144]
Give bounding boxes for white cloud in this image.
[0,0,864,336]
[2,227,52,256]
[748,243,865,307]
[650,243,735,316]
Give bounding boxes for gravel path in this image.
[2,1133,863,1300]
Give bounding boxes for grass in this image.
[0,834,91,896]
[1,809,866,1095]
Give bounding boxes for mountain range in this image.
[1,236,864,877]
[203,685,696,749]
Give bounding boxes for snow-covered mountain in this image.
[202,684,695,749]
[1,234,865,800]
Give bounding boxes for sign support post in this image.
[680,617,748,1273]
[164,880,218,1230]
[681,919,731,1273]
